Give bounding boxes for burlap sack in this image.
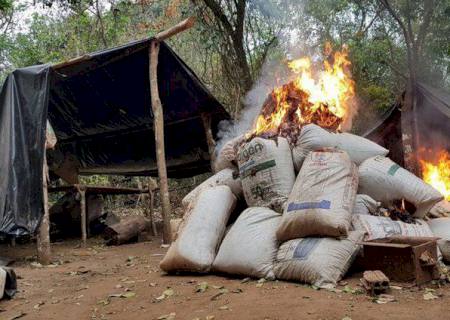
[352,214,434,241]
[274,231,364,288]
[428,218,450,262]
[358,156,443,218]
[353,194,381,215]
[292,124,388,171]
[160,186,236,273]
[277,150,358,241]
[214,135,245,172]
[181,168,242,210]
[237,137,295,212]
[212,207,281,280]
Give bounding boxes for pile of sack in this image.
[160,124,448,288]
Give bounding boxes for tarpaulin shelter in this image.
[0,38,229,236]
[364,82,450,166]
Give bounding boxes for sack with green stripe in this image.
[237,137,295,212]
[358,156,443,218]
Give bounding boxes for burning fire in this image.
[254,45,355,136]
[420,150,450,200]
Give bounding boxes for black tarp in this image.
[0,65,51,236]
[0,39,229,236]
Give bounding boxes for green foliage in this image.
[0,0,449,129]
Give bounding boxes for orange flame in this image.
[253,45,355,136]
[420,150,450,200]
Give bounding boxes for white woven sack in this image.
[352,214,434,241]
[274,231,364,288]
[212,207,281,280]
[428,218,450,262]
[428,200,450,218]
[214,135,244,172]
[358,156,443,218]
[353,194,381,215]
[277,150,358,241]
[182,168,242,209]
[292,124,388,171]
[237,137,295,212]
[160,186,236,272]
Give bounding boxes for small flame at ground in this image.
[420,150,450,200]
[253,45,355,136]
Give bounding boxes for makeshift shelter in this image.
[363,82,450,166]
[0,37,229,237]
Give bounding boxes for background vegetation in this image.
[2,0,449,214]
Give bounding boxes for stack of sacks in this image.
[160,123,447,287]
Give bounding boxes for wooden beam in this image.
[149,41,172,244]
[155,17,196,42]
[201,112,217,172]
[37,150,51,265]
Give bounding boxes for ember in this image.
[252,45,355,140]
[420,150,450,201]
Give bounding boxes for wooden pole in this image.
[148,17,196,244]
[77,186,87,247]
[201,112,217,171]
[155,17,196,42]
[402,84,419,175]
[37,149,51,265]
[149,41,172,244]
[148,179,158,236]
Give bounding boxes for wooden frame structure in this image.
[37,17,202,263]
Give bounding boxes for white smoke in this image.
[215,0,359,151]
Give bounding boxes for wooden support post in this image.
[148,188,157,236]
[77,186,87,247]
[37,150,51,265]
[201,112,217,172]
[150,41,172,244]
[402,84,419,175]
[149,17,196,244]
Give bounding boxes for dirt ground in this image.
[0,238,449,320]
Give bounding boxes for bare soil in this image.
[0,238,449,320]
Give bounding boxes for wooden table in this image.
[48,184,155,246]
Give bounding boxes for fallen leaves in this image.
[155,288,174,301]
[195,282,209,293]
[6,312,26,320]
[342,286,364,295]
[373,294,396,304]
[423,288,441,300]
[157,312,176,320]
[256,278,266,288]
[210,288,229,301]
